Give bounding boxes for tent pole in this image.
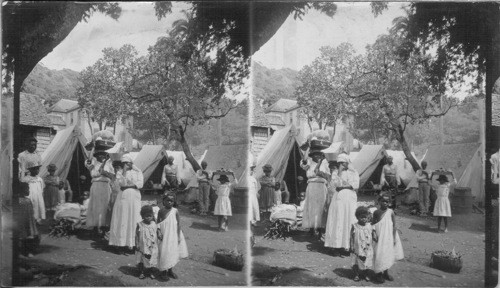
[76,142,81,203]
[293,143,298,204]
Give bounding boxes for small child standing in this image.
[350,206,376,282]
[213,174,238,232]
[135,205,158,279]
[157,193,188,281]
[21,160,46,224]
[18,182,40,257]
[58,181,66,205]
[43,164,60,211]
[296,192,306,227]
[372,194,404,284]
[432,174,457,233]
[273,182,282,206]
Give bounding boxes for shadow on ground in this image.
[189,221,219,232]
[16,257,124,286]
[252,262,338,286]
[251,246,277,257]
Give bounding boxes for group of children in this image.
[135,193,188,281]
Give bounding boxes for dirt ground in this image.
[251,194,488,287]
[16,194,248,286]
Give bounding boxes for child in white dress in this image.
[432,174,457,233]
[135,205,158,279]
[273,182,282,205]
[157,193,188,281]
[350,206,376,282]
[21,160,46,224]
[372,194,404,284]
[213,174,238,232]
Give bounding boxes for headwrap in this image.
[121,154,134,163]
[336,153,350,163]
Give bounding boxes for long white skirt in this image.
[373,209,404,272]
[108,188,141,247]
[158,208,188,271]
[87,181,112,228]
[324,189,357,249]
[302,181,328,229]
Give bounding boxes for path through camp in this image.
[17,194,248,286]
[251,195,486,286]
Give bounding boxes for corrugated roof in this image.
[266,114,285,126]
[50,99,80,113]
[203,144,248,180]
[266,98,299,113]
[48,114,66,126]
[20,92,52,128]
[252,101,270,127]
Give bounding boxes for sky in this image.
[254,2,408,71]
[41,2,406,73]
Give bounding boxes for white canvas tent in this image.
[40,125,89,180]
[406,143,484,203]
[352,145,387,188]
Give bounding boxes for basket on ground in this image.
[213,248,244,271]
[430,250,463,273]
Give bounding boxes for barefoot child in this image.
[157,193,188,281]
[135,205,158,279]
[372,194,404,284]
[21,160,46,224]
[350,206,376,282]
[213,173,238,231]
[274,181,282,206]
[432,174,456,233]
[18,182,40,257]
[43,164,60,211]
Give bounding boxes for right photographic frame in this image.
[248,2,499,287]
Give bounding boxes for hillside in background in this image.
[252,61,300,106]
[21,64,82,106]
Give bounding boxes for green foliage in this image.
[22,64,82,106]
[252,62,299,107]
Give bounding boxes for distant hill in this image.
[252,61,300,106]
[21,64,82,107]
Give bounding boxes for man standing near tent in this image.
[197,161,211,215]
[380,156,400,207]
[161,156,179,191]
[416,161,431,216]
[18,137,42,179]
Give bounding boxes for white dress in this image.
[249,175,260,222]
[108,168,143,247]
[86,158,114,227]
[158,208,188,270]
[301,158,331,229]
[324,168,359,249]
[21,175,46,221]
[372,209,404,273]
[214,183,232,216]
[433,183,452,217]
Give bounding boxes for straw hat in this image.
[218,174,230,183]
[121,154,134,163]
[436,174,449,183]
[25,160,42,170]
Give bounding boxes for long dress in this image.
[21,175,46,221]
[157,208,188,271]
[214,183,232,216]
[249,175,260,222]
[18,197,39,240]
[433,183,452,217]
[351,223,374,270]
[259,176,275,212]
[301,158,331,229]
[43,174,60,210]
[372,209,404,273]
[109,167,143,247]
[86,158,114,228]
[324,168,359,249]
[135,221,158,268]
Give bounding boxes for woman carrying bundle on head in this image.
[300,149,331,239]
[85,150,115,237]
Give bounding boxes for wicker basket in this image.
[431,251,463,273]
[213,249,244,271]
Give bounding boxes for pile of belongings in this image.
[49,202,88,238]
[265,204,298,240]
[301,130,331,151]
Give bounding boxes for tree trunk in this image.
[396,123,421,172]
[174,124,201,172]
